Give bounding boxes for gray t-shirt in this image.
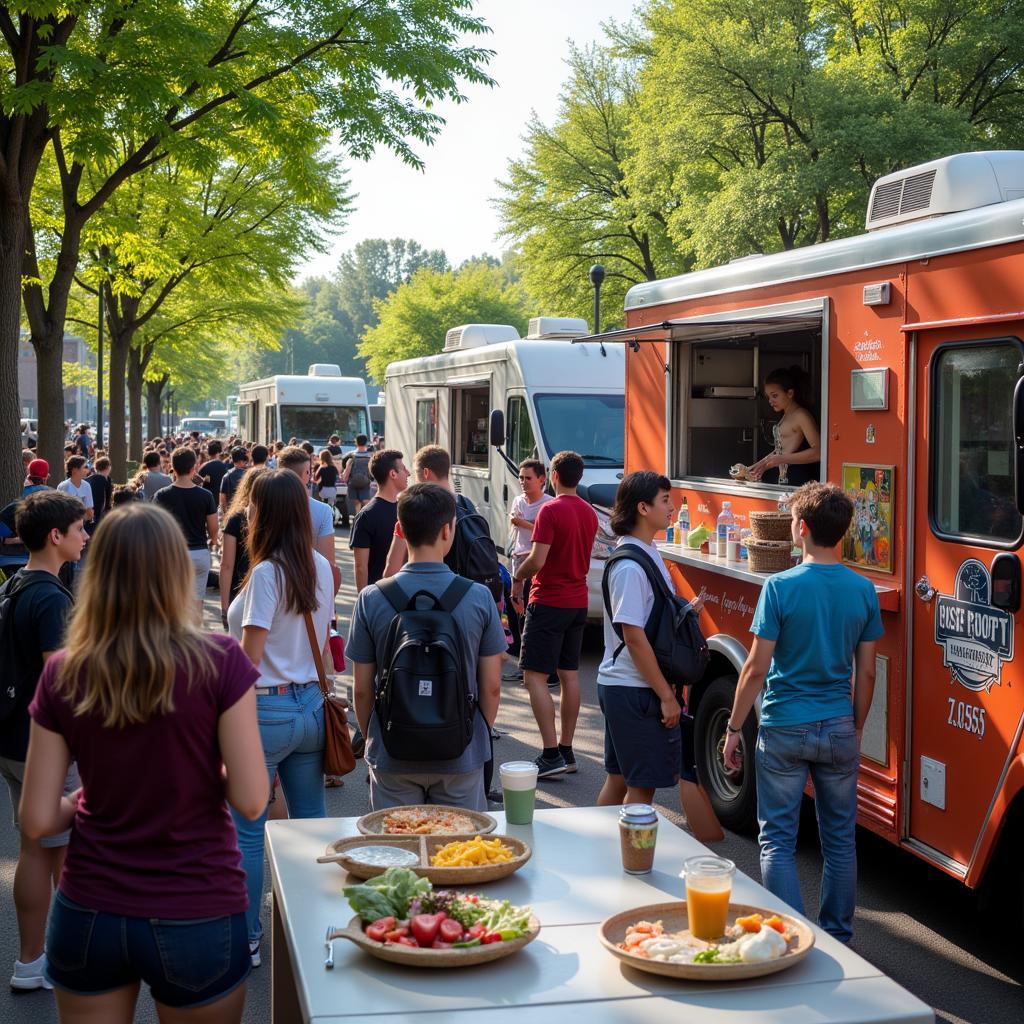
[142,470,172,501]
[309,496,334,540]
[346,562,507,775]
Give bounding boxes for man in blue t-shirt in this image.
[723,482,883,944]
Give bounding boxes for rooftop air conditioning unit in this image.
[308,363,342,376]
[866,151,1024,231]
[443,324,520,351]
[525,316,590,340]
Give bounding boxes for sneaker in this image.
[534,752,568,779]
[547,674,560,689]
[11,954,53,991]
[249,939,261,969]
[558,747,577,774]
[501,668,523,682]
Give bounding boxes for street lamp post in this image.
[589,263,605,334]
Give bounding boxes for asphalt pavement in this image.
[2,540,1021,1022]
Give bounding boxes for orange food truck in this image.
[604,151,1024,896]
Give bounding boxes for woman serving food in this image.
[746,367,820,485]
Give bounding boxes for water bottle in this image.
[677,497,690,537]
[716,502,736,558]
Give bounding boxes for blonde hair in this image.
[54,503,215,727]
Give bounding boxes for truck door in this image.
[909,328,1024,874]
[449,380,492,522]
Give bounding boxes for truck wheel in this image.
[694,675,758,834]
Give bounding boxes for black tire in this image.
[693,675,758,833]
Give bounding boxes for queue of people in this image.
[0,421,882,1019]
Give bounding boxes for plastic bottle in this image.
[677,497,690,536]
[716,502,736,558]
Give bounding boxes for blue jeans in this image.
[232,682,326,943]
[755,715,860,943]
[45,891,250,1008]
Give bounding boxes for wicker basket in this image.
[747,539,795,574]
[749,510,793,542]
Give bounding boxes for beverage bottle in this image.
[716,502,736,558]
[677,497,690,536]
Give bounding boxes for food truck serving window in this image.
[415,398,437,449]
[930,340,1024,545]
[668,311,824,489]
[452,385,490,468]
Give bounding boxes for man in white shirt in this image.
[56,457,94,524]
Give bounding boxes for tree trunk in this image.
[107,330,130,483]
[31,329,69,490]
[147,375,167,440]
[0,213,25,505]
[126,345,144,463]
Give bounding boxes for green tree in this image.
[627,0,1024,267]
[358,262,530,382]
[0,1,493,502]
[496,43,685,326]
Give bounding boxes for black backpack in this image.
[602,544,709,687]
[349,452,372,490]
[448,494,502,602]
[0,571,72,722]
[374,576,477,761]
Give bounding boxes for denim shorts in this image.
[45,891,250,1008]
[598,684,686,789]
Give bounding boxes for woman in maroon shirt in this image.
[20,503,268,1023]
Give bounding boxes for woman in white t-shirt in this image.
[227,469,334,965]
[595,472,722,842]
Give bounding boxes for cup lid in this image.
[499,761,539,775]
[619,803,657,825]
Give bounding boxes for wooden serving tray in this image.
[318,833,532,884]
[355,804,497,837]
[599,902,815,981]
[333,913,540,968]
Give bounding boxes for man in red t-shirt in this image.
[512,451,597,778]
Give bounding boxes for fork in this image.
[325,924,340,969]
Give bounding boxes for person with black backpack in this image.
[0,490,87,991]
[347,484,505,811]
[341,434,374,516]
[594,471,723,843]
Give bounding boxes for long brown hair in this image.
[225,465,266,520]
[243,469,317,615]
[55,503,215,727]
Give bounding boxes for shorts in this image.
[348,485,372,503]
[45,891,250,1009]
[598,684,693,789]
[319,486,337,505]
[367,766,486,812]
[0,757,81,847]
[519,603,587,675]
[187,547,211,603]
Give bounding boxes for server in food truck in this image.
[745,367,820,485]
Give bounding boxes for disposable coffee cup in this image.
[500,761,539,825]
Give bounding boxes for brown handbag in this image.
[303,612,356,778]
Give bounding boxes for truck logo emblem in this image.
[934,559,1013,693]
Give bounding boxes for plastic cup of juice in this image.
[500,761,539,825]
[683,855,735,940]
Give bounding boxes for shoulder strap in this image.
[437,575,474,612]
[302,611,329,697]
[375,576,410,615]
[602,545,675,662]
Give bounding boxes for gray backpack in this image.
[349,453,371,489]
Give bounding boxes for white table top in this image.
[265,806,933,1024]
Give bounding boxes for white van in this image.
[180,416,228,436]
[384,318,625,616]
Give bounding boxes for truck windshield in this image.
[533,393,625,467]
[182,419,226,435]
[279,405,369,446]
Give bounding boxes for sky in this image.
[296,0,633,281]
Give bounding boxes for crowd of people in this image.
[0,420,882,1021]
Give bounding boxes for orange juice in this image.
[685,878,732,939]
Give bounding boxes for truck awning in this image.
[400,374,491,389]
[572,310,821,345]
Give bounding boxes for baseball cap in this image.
[27,458,49,478]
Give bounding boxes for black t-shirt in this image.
[0,570,72,761]
[222,511,250,601]
[85,473,112,533]
[316,464,339,488]
[325,445,343,457]
[349,495,397,585]
[153,484,217,549]
[220,465,247,507]
[199,459,229,501]
[75,434,91,457]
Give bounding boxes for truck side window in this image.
[453,386,489,468]
[932,341,1023,543]
[506,396,536,465]
[415,398,436,449]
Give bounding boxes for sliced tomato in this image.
[481,932,503,944]
[439,919,465,943]
[396,936,419,947]
[365,922,390,943]
[468,923,486,939]
[384,926,410,943]
[410,913,443,946]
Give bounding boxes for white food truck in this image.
[384,318,625,616]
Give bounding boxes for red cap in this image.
[27,458,49,478]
